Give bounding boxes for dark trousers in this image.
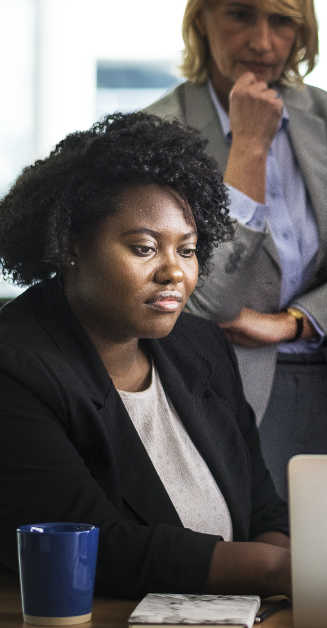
[259,351,327,501]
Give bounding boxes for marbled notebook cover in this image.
[128,594,261,628]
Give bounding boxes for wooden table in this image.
[0,571,293,628]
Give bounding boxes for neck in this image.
[83,323,152,392]
[88,330,139,373]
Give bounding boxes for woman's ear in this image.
[72,238,81,258]
[67,241,80,268]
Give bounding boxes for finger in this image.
[229,72,259,99]
[234,71,258,86]
[248,82,280,101]
[265,86,280,97]
[232,75,281,102]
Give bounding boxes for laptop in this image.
[288,454,327,628]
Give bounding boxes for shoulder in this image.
[303,83,327,103]
[157,313,258,446]
[0,285,64,397]
[144,81,212,124]
[304,83,327,117]
[174,309,226,338]
[281,82,327,116]
[0,281,89,412]
[173,310,226,345]
[163,312,238,377]
[144,81,189,121]
[0,283,44,346]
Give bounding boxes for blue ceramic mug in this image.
[17,522,99,626]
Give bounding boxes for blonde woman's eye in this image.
[227,8,254,23]
[270,14,295,28]
[132,245,156,257]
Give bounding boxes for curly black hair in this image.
[0,112,233,285]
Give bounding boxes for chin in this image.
[140,316,180,339]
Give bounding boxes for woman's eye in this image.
[132,245,156,257]
[227,10,295,29]
[179,247,197,258]
[270,14,295,28]
[227,9,254,23]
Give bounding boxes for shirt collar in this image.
[208,79,289,140]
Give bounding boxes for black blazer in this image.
[0,279,288,597]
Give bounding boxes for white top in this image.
[118,365,233,540]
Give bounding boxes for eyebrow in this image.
[226,2,256,8]
[226,1,282,11]
[122,228,197,239]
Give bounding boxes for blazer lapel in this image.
[102,387,182,527]
[183,82,230,172]
[282,86,327,267]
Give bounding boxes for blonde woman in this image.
[147,0,327,501]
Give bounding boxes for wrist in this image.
[225,145,267,204]
[229,137,269,162]
[285,308,304,342]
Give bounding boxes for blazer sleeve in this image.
[292,282,327,335]
[0,348,218,599]
[186,224,269,321]
[216,329,289,538]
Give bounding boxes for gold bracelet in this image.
[286,307,304,342]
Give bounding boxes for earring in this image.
[69,259,76,268]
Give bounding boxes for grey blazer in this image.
[146,81,327,422]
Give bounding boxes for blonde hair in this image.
[180,0,319,85]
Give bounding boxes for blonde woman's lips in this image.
[240,61,273,73]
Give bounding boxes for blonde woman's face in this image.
[199,0,298,97]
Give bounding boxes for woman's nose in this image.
[249,17,273,53]
[154,261,184,285]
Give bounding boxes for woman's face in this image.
[199,0,298,99]
[67,184,198,343]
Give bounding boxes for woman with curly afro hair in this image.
[0,112,290,599]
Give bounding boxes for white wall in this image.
[0,0,327,297]
[33,0,186,159]
[33,0,96,158]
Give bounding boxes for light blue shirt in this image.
[208,81,324,352]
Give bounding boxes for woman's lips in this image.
[240,61,273,74]
[146,301,180,312]
[146,291,183,313]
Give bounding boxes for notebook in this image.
[288,454,327,628]
[128,593,261,628]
